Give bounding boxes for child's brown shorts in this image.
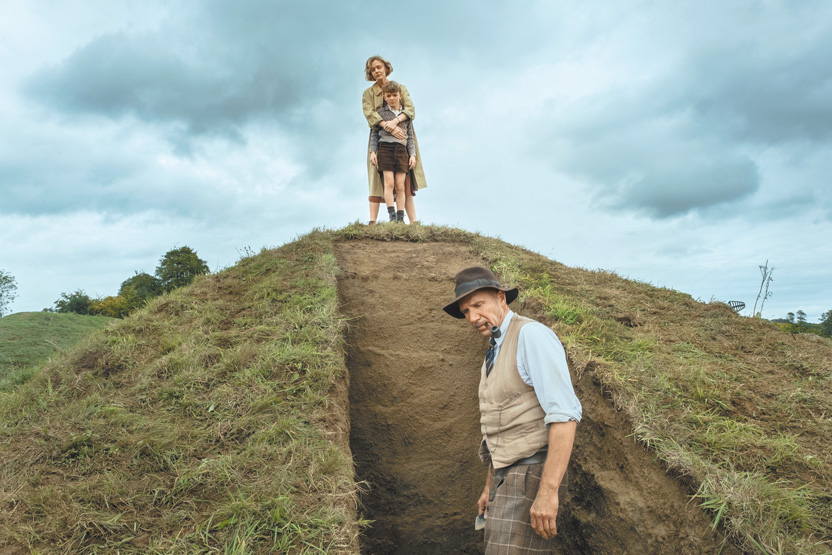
[376,141,410,174]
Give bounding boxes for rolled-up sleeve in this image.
[517,322,582,424]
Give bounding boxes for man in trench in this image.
[443,267,582,554]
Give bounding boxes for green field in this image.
[0,312,114,389]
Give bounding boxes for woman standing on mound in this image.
[362,55,427,224]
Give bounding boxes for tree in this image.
[796,310,807,326]
[0,269,18,317]
[54,290,93,315]
[120,272,163,302]
[786,312,795,324]
[821,310,832,338]
[155,247,210,292]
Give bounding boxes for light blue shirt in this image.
[490,311,582,424]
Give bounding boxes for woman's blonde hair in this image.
[365,55,393,81]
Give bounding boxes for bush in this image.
[54,290,93,315]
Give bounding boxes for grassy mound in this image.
[0,232,357,553]
[1,224,830,554]
[0,312,114,390]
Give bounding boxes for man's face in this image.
[458,289,508,337]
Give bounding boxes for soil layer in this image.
[336,240,740,554]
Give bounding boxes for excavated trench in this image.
[336,241,740,555]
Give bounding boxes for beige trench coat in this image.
[362,82,427,200]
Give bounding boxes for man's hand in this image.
[529,486,559,539]
[530,420,576,540]
[391,126,406,140]
[477,483,489,516]
[369,152,377,166]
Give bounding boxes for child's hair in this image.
[381,81,403,98]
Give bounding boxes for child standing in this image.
[369,81,417,223]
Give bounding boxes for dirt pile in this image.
[336,240,739,554]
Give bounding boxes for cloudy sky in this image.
[1,0,830,321]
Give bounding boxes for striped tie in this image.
[485,337,497,377]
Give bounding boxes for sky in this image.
[1,0,830,322]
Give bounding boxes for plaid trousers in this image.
[484,462,566,555]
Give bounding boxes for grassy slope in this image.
[0,232,357,553]
[0,312,114,389]
[1,224,830,554]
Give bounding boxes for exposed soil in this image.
[337,241,487,554]
[557,365,742,554]
[336,240,741,555]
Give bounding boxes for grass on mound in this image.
[335,223,832,554]
[0,312,113,390]
[0,231,359,553]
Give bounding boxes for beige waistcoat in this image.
[479,314,549,469]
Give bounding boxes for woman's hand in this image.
[370,152,378,166]
[409,155,416,169]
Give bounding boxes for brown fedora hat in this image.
[443,266,519,319]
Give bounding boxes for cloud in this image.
[521,1,832,220]
[687,9,832,145]
[21,0,579,139]
[550,106,760,217]
[25,31,303,142]
[22,1,391,150]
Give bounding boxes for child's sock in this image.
[387,206,396,221]
[396,210,405,223]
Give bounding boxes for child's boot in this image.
[387,206,396,222]
[396,210,405,224]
